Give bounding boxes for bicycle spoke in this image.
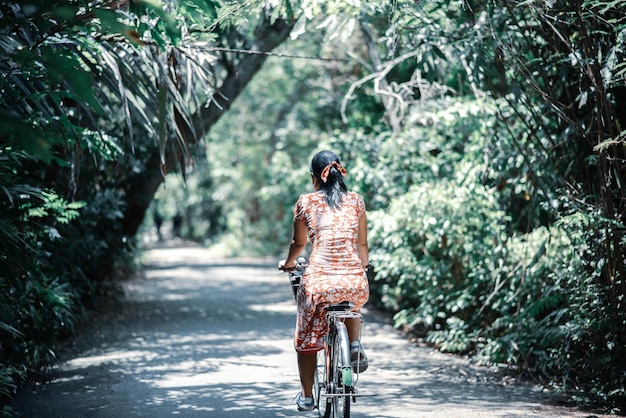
[316,346,332,418]
[332,326,351,418]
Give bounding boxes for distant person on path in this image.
[279,150,370,411]
[153,208,163,241]
[172,212,182,238]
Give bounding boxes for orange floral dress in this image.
[293,191,370,353]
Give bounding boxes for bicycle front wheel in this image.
[331,323,351,418]
[315,348,332,418]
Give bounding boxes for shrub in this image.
[369,163,509,343]
[0,180,82,404]
[369,167,626,409]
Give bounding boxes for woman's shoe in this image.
[350,341,369,372]
[295,392,315,411]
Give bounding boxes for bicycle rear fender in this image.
[334,321,351,369]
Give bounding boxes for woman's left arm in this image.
[282,219,308,269]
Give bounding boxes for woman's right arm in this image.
[357,212,369,267]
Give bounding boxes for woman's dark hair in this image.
[310,150,347,210]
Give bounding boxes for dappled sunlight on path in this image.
[12,244,607,417]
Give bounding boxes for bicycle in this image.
[283,258,372,418]
[315,301,361,418]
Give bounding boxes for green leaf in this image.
[130,0,181,45]
[20,134,54,163]
[0,321,23,337]
[93,9,145,46]
[40,50,103,115]
[185,0,220,19]
[27,207,48,218]
[51,6,79,21]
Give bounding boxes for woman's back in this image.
[295,191,365,277]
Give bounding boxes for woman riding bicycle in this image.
[279,150,370,411]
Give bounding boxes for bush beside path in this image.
[11,244,608,417]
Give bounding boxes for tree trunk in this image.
[121,16,294,237]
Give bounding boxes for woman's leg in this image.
[298,351,317,397]
[345,314,369,372]
[345,316,362,343]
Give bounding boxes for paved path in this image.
[12,245,605,417]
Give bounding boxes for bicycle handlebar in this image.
[278,256,308,273]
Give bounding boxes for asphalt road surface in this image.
[12,244,607,418]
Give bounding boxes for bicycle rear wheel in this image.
[331,323,351,418]
[315,347,332,418]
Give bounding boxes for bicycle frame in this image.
[316,305,361,418]
[283,263,373,418]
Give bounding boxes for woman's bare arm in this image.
[282,219,308,268]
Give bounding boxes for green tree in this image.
[0,0,295,408]
[353,0,626,407]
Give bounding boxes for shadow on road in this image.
[12,245,602,418]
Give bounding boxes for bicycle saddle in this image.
[326,301,355,311]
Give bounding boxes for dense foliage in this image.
[0,0,292,414]
[1,0,624,414]
[359,1,625,410]
[186,0,625,411]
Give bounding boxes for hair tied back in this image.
[320,161,347,183]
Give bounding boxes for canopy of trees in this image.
[1,0,624,414]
